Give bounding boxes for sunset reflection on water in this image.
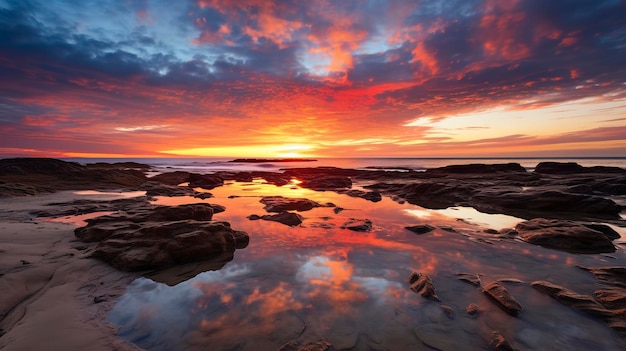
[110,180,626,351]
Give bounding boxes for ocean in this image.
[63,157,626,174]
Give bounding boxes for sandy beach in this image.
[0,192,142,351]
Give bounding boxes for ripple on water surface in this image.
[104,180,626,351]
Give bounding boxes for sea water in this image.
[54,157,626,350]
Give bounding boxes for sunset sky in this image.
[1,0,625,158]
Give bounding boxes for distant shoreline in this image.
[228,158,318,163]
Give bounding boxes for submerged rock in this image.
[595,287,626,311]
[531,280,625,333]
[260,196,322,212]
[258,211,303,226]
[466,303,480,316]
[580,266,626,288]
[338,189,382,202]
[482,282,523,316]
[341,219,373,232]
[278,339,331,351]
[408,272,440,301]
[489,332,515,351]
[456,273,482,286]
[406,224,436,235]
[515,218,616,254]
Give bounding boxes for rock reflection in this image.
[109,180,626,351]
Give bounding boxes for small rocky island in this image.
[229,158,318,163]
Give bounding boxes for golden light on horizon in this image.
[160,143,317,158]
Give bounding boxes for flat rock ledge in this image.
[515,218,617,254]
[482,282,523,316]
[531,280,626,334]
[260,196,323,212]
[74,203,249,271]
[248,212,304,226]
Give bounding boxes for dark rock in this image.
[299,176,352,190]
[0,157,85,175]
[405,225,435,235]
[333,207,344,214]
[247,214,261,220]
[260,212,303,226]
[341,219,372,232]
[260,196,322,212]
[93,296,107,304]
[582,223,621,240]
[568,184,594,194]
[483,228,499,234]
[142,181,199,197]
[278,339,331,351]
[91,220,249,271]
[595,287,626,310]
[531,281,613,318]
[249,172,290,186]
[489,332,514,351]
[441,304,454,318]
[0,182,41,197]
[580,266,626,288]
[499,229,518,236]
[188,173,223,189]
[75,203,219,242]
[0,158,147,194]
[466,303,479,315]
[149,171,191,185]
[130,203,216,222]
[399,182,477,209]
[439,226,456,232]
[365,165,624,220]
[535,162,626,174]
[426,163,526,174]
[283,167,363,178]
[534,162,585,174]
[456,273,481,286]
[473,190,621,218]
[408,272,440,301]
[339,189,382,202]
[482,282,523,316]
[20,260,31,265]
[515,218,616,253]
[194,192,213,199]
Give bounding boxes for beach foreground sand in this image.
[0,192,142,351]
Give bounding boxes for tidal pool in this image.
[109,179,626,350]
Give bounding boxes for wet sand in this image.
[0,192,142,351]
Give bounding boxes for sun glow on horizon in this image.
[160,144,317,158]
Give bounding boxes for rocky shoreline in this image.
[1,157,625,350]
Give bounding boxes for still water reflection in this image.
[110,180,626,351]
